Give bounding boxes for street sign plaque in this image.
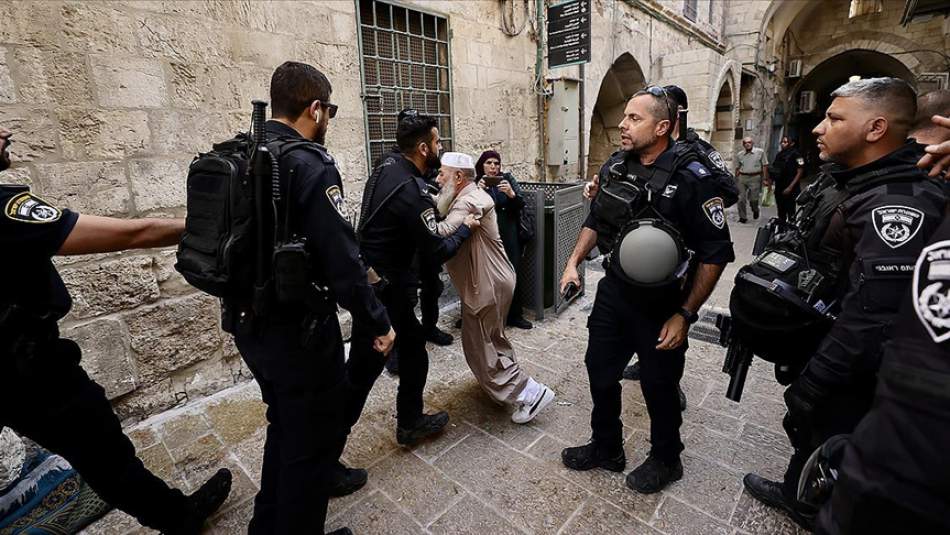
[547,0,591,68]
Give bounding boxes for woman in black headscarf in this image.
[475,150,532,329]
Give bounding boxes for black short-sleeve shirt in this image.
[0,185,78,319]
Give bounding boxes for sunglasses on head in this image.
[643,85,676,124]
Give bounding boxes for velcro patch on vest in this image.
[4,192,62,224]
[702,197,725,229]
[870,261,915,277]
[420,207,438,234]
[686,161,710,179]
[914,239,950,343]
[872,205,923,249]
[325,185,347,219]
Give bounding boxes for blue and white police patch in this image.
[914,239,950,343]
[872,205,923,249]
[325,185,347,219]
[707,150,727,171]
[420,207,438,234]
[702,197,725,229]
[4,192,61,224]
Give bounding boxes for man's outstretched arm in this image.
[58,215,184,256]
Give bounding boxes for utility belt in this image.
[223,281,334,338]
[0,303,59,362]
[738,171,762,177]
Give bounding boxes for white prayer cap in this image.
[441,152,475,170]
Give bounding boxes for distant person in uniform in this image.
[735,136,770,223]
[772,136,805,222]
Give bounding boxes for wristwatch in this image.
[676,307,699,324]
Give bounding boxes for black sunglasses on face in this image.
[318,101,338,119]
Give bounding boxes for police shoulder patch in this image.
[914,239,950,343]
[4,192,62,224]
[707,150,727,171]
[325,185,347,219]
[796,157,805,167]
[872,205,923,249]
[420,207,438,234]
[702,197,726,229]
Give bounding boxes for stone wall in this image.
[0,0,541,426]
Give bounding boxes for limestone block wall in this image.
[0,0,539,424]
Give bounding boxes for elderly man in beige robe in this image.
[432,152,555,424]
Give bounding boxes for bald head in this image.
[830,77,917,139]
[911,89,950,145]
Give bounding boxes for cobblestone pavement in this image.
[84,208,807,535]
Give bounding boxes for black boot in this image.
[622,361,640,381]
[425,326,454,346]
[742,473,814,530]
[561,441,626,472]
[678,385,687,412]
[397,411,449,446]
[170,468,232,534]
[326,528,353,535]
[625,455,682,494]
[328,461,368,497]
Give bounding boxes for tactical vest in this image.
[729,163,938,366]
[593,150,692,286]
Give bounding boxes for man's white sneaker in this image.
[512,385,555,424]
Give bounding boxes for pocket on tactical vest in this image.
[858,257,917,313]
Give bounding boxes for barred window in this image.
[683,0,698,21]
[358,0,454,171]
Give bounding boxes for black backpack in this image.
[176,133,256,298]
[175,133,312,299]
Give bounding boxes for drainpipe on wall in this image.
[535,0,548,182]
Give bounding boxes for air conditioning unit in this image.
[787,59,803,78]
[799,91,817,113]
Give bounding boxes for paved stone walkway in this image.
[84,208,806,535]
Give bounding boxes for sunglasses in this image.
[318,101,338,119]
[643,85,676,124]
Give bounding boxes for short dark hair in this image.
[270,61,332,119]
[831,77,917,135]
[631,88,676,124]
[913,89,950,132]
[397,114,438,153]
[663,85,689,110]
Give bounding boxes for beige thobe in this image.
[436,183,530,405]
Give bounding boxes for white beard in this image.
[436,179,457,217]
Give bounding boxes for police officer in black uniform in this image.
[620,84,738,395]
[772,136,805,222]
[559,87,735,494]
[226,62,393,535]
[814,214,950,534]
[343,112,476,451]
[0,127,232,533]
[366,109,453,378]
[742,78,947,530]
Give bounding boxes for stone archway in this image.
[586,52,645,178]
[710,78,736,167]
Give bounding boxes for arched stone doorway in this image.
[710,79,736,167]
[586,53,645,178]
[789,49,915,173]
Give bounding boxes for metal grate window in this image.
[358,0,453,171]
[683,0,698,21]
